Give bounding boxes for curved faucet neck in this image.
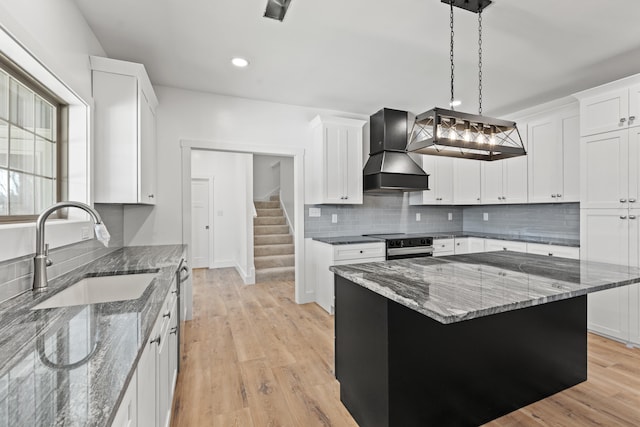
[35,201,103,256]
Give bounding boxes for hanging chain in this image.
[450,0,455,109]
[478,10,483,115]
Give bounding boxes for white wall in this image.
[253,155,286,200]
[279,157,295,229]
[0,0,107,261]
[191,150,252,278]
[125,85,367,246]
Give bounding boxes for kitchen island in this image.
[330,251,640,427]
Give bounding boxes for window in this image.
[0,58,65,222]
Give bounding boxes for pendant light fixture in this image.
[407,0,527,161]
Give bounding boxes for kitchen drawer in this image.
[433,238,455,254]
[527,243,580,260]
[334,257,385,266]
[333,243,385,261]
[484,239,528,253]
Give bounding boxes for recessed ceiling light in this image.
[231,57,249,68]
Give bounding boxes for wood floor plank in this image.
[172,268,640,427]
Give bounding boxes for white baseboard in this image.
[211,260,235,269]
[235,262,256,285]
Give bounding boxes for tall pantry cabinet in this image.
[577,76,640,345]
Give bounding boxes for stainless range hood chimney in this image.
[363,108,430,192]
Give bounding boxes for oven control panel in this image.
[387,237,434,248]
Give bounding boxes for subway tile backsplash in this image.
[305,193,463,238]
[305,194,580,243]
[0,204,125,303]
[463,203,579,240]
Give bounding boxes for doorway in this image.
[180,140,313,307]
[191,177,213,268]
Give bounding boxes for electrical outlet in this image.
[448,212,453,221]
[332,214,338,223]
[309,207,321,217]
[416,213,421,221]
[81,226,91,240]
[483,213,489,221]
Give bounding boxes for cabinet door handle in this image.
[620,117,627,123]
[548,253,554,256]
[150,335,161,346]
[148,194,155,198]
[620,215,628,219]
[345,196,349,200]
[170,327,178,335]
[476,197,480,201]
[163,311,171,319]
[630,215,637,220]
[630,198,637,203]
[556,194,562,198]
[551,194,557,198]
[620,198,628,203]
[630,116,636,121]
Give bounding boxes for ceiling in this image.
[72,0,640,117]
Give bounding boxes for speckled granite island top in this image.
[330,251,640,324]
[0,245,186,427]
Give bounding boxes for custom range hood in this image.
[363,108,430,192]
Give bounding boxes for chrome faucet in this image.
[33,201,110,292]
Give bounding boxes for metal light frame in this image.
[408,108,526,161]
[407,0,527,161]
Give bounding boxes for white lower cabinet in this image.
[454,237,485,254]
[306,239,385,314]
[117,283,178,427]
[525,243,580,259]
[433,238,454,256]
[112,374,138,427]
[581,208,640,344]
[484,239,528,253]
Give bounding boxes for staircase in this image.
[253,195,295,282]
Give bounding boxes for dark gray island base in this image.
[330,252,640,427]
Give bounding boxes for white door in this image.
[453,159,481,204]
[503,156,528,203]
[324,125,345,203]
[191,178,211,268]
[581,130,629,209]
[436,157,454,204]
[528,117,559,203]
[582,209,631,341]
[561,113,580,202]
[580,88,629,136]
[481,161,503,204]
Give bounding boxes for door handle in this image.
[205,225,209,229]
[630,215,637,220]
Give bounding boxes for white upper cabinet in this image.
[581,130,630,209]
[306,116,366,204]
[579,83,640,136]
[527,105,580,203]
[410,156,453,205]
[91,56,158,205]
[453,159,481,205]
[481,156,528,204]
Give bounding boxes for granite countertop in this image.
[330,251,640,324]
[429,232,580,247]
[0,245,186,426]
[312,236,384,245]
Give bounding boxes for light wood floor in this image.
[171,268,640,427]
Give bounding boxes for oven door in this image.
[387,246,434,260]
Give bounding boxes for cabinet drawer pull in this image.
[630,116,636,121]
[163,311,171,319]
[556,194,562,198]
[170,327,178,335]
[630,215,637,220]
[551,194,557,198]
[150,335,161,346]
[548,253,553,256]
[620,199,628,203]
[148,194,155,198]
[620,215,628,219]
[630,198,637,203]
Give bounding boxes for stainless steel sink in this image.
[32,272,157,310]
